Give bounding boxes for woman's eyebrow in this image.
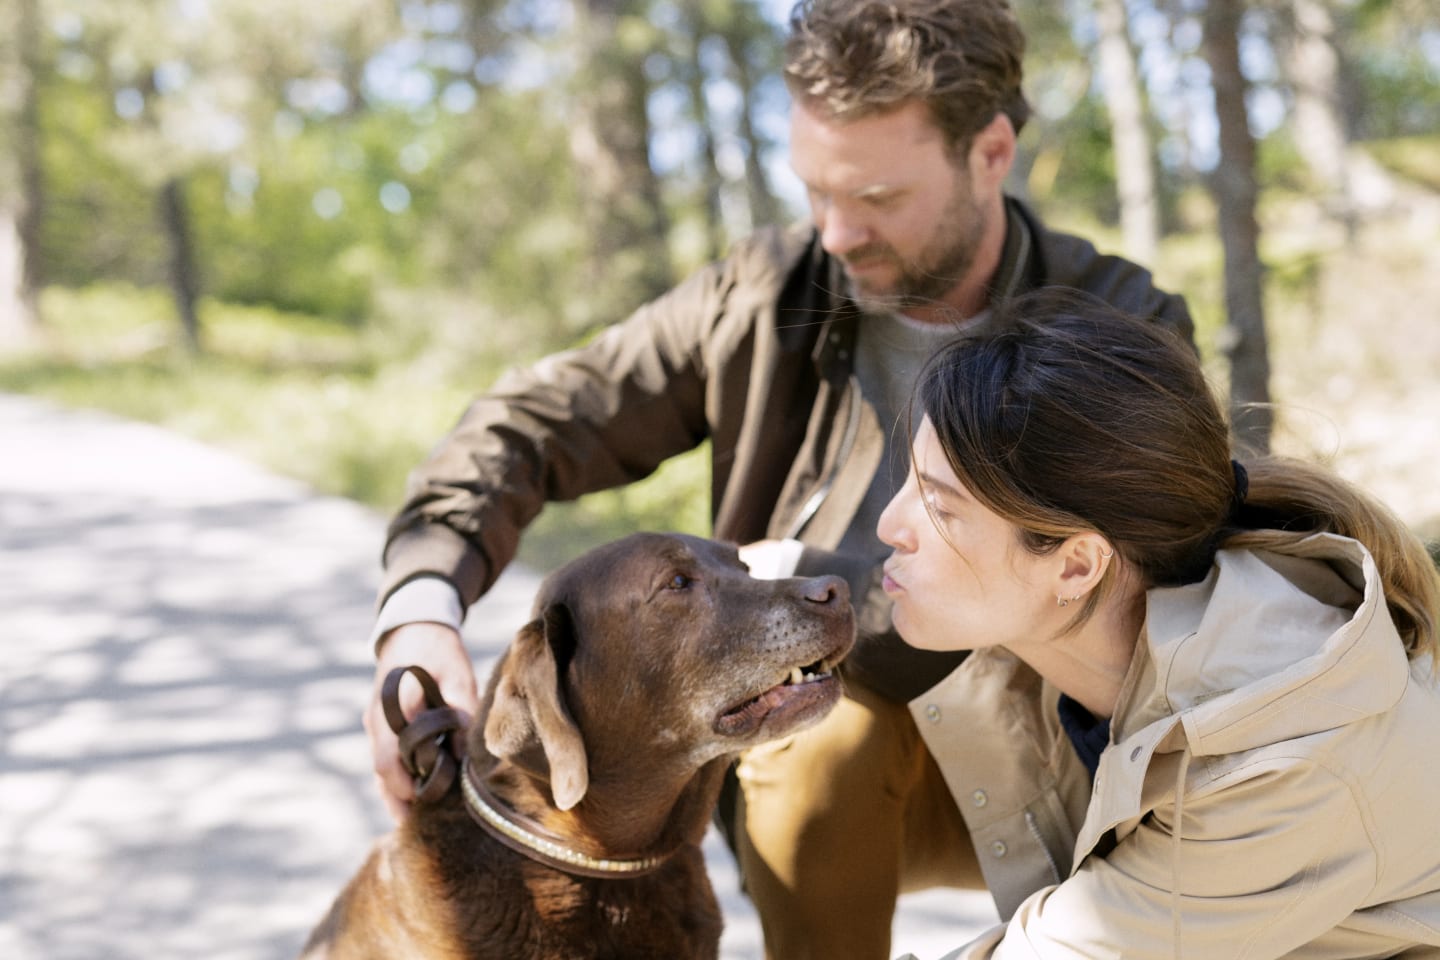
[917,471,969,503]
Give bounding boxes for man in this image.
[366,1,1194,957]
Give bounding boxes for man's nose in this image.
[816,205,869,257]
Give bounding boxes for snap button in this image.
[971,789,988,808]
[1130,746,1143,761]
[990,840,1007,858]
[924,704,941,723]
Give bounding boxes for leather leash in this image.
[381,665,466,805]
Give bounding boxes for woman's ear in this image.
[1053,533,1114,603]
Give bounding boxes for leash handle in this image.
[381,665,465,805]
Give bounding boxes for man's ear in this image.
[968,112,1016,187]
[483,604,589,810]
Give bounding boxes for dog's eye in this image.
[665,573,693,591]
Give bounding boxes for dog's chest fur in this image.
[413,801,722,959]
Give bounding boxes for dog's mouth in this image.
[713,645,847,739]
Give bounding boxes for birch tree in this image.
[1094,0,1160,263]
[568,0,672,328]
[0,0,42,347]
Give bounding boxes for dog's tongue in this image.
[736,685,788,721]
[716,679,816,737]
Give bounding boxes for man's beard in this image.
[842,175,989,316]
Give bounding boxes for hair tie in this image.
[1230,459,1249,521]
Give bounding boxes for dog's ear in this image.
[483,603,589,810]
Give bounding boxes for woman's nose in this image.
[877,490,910,551]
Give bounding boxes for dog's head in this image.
[481,533,854,811]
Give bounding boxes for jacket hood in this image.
[1125,533,1410,757]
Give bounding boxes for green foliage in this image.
[1029,94,1121,224]
[0,282,711,568]
[1367,136,1440,192]
[38,76,169,287]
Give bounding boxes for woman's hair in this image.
[783,0,1030,152]
[915,288,1439,659]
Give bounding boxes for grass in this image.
[0,283,711,572]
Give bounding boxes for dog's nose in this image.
[801,575,849,607]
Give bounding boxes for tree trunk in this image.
[160,177,201,353]
[1203,0,1272,454]
[680,5,725,262]
[1094,0,1160,264]
[0,0,42,348]
[721,26,781,231]
[1279,0,1353,221]
[567,0,672,328]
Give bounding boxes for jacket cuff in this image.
[379,523,492,611]
[369,576,465,655]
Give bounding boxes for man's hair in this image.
[784,0,1030,152]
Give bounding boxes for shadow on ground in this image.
[0,394,993,960]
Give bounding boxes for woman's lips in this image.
[881,565,903,595]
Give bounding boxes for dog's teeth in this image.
[788,667,804,686]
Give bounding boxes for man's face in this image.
[788,99,991,316]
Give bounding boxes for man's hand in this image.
[365,621,479,823]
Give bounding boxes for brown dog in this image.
[302,532,854,959]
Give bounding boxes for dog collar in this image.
[460,759,674,879]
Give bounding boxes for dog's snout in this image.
[801,574,848,607]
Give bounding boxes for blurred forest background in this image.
[1,0,1437,569]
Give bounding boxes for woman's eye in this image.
[666,573,692,590]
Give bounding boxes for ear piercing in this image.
[1056,594,1081,608]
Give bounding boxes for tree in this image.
[1276,0,1355,218]
[1203,0,1272,454]
[0,0,43,348]
[1094,0,1160,263]
[40,0,402,345]
[567,0,673,328]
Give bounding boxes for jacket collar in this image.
[1127,533,1407,755]
[1075,534,1411,862]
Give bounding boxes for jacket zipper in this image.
[783,383,863,540]
[1024,809,1063,886]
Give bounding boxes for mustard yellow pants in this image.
[733,679,984,960]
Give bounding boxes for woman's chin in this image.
[893,619,944,652]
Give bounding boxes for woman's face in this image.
[878,417,1055,652]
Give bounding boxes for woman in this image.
[879,289,1440,959]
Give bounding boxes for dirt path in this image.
[0,393,994,960]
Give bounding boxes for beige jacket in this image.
[906,533,1440,959]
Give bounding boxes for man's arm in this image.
[365,227,807,820]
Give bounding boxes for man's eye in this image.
[666,573,693,590]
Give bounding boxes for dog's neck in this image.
[467,745,731,875]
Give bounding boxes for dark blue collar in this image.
[1057,694,1111,779]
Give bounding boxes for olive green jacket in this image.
[380,199,1193,701]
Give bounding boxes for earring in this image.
[1056,595,1069,608]
[1100,548,1114,559]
